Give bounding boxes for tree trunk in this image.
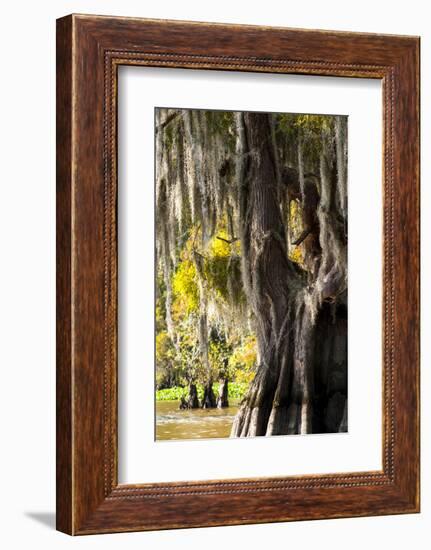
[231,112,347,437]
[231,112,298,436]
[179,383,200,409]
[216,378,229,408]
[201,380,216,408]
[193,250,217,408]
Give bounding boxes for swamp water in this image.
[156,399,240,441]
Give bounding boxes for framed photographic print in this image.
[56,14,420,534]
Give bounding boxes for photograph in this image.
[155,107,348,440]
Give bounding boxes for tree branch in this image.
[155,112,181,133]
[292,226,313,246]
[216,236,239,245]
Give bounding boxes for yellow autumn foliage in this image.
[288,200,305,266]
[172,258,199,315]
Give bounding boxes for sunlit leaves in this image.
[276,113,334,167]
[228,334,258,385]
[204,229,242,304]
[172,258,199,315]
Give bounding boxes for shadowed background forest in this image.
[155,108,348,439]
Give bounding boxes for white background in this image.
[0,1,428,549]
[118,68,382,483]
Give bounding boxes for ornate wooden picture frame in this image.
[56,14,420,535]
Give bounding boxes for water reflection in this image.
[156,400,239,441]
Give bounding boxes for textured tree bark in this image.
[201,380,217,409]
[179,383,200,409]
[216,378,229,408]
[231,112,347,437]
[231,112,298,436]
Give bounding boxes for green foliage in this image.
[174,315,202,384]
[277,113,300,139]
[276,113,334,167]
[156,331,174,363]
[228,334,257,385]
[156,386,188,401]
[277,113,333,136]
[155,331,178,389]
[204,230,243,304]
[226,382,249,399]
[295,114,333,133]
[208,326,231,377]
[157,220,256,390]
[156,382,249,402]
[205,110,236,150]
